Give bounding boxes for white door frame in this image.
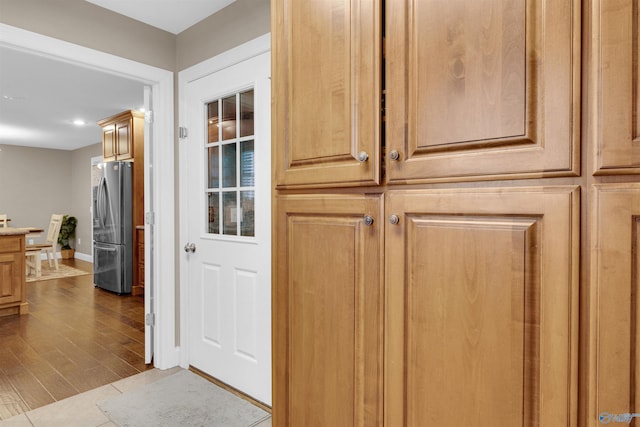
[178,33,271,369]
[0,23,178,369]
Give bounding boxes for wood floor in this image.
[0,259,150,420]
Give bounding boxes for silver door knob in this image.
[388,214,400,225]
[357,151,369,162]
[363,215,374,226]
[389,150,400,161]
[184,242,196,253]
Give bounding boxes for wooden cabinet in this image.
[591,0,640,174]
[133,227,144,296]
[386,0,580,183]
[588,184,640,425]
[0,233,28,316]
[272,0,381,188]
[98,110,143,162]
[98,110,145,295]
[273,194,383,426]
[386,188,579,426]
[272,0,636,426]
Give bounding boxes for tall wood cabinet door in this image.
[273,194,383,426]
[115,118,133,161]
[588,184,640,426]
[102,124,116,161]
[385,187,579,426]
[386,0,581,184]
[591,0,640,174]
[272,0,381,189]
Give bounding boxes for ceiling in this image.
[85,0,237,35]
[0,0,237,152]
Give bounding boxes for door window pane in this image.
[240,191,255,237]
[222,95,237,140]
[207,192,219,234]
[207,100,219,143]
[222,191,237,236]
[207,146,219,188]
[222,144,237,187]
[240,90,254,137]
[240,140,254,187]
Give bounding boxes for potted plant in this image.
[58,215,77,259]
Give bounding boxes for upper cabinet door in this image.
[272,0,381,189]
[591,0,640,174]
[386,0,581,184]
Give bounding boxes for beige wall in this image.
[70,143,103,257]
[0,0,176,71]
[0,144,72,237]
[0,143,101,256]
[176,0,270,71]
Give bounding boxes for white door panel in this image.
[184,51,271,405]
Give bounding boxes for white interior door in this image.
[184,50,271,405]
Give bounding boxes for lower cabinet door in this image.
[0,251,23,305]
[385,187,580,427]
[273,194,383,427]
[589,184,640,426]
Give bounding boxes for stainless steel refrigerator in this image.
[93,161,133,294]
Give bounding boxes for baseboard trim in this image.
[74,252,92,262]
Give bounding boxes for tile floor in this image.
[0,368,272,427]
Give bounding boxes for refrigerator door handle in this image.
[98,176,107,228]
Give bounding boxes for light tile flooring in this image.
[0,368,272,427]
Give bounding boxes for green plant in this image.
[58,215,77,250]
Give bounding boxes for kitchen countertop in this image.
[0,227,31,236]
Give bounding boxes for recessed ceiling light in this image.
[73,119,86,126]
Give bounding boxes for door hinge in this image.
[145,110,154,124]
[145,212,155,225]
[179,126,188,139]
[145,313,155,327]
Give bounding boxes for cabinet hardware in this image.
[389,150,400,161]
[363,215,374,226]
[184,242,196,253]
[388,214,400,225]
[357,151,369,162]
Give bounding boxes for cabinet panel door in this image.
[272,0,381,188]
[386,0,580,183]
[0,252,23,305]
[273,194,383,426]
[102,124,116,161]
[588,184,640,426]
[116,118,133,160]
[386,187,579,426]
[591,0,640,174]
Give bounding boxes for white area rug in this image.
[98,370,269,427]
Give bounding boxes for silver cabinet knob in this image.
[363,215,374,226]
[184,242,196,253]
[357,151,369,162]
[388,215,400,225]
[389,150,400,161]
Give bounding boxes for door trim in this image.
[0,23,178,369]
[178,33,271,369]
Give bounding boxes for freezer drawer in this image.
[94,242,132,294]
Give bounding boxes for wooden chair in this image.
[25,248,42,278]
[0,214,7,228]
[27,214,63,271]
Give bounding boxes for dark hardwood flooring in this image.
[0,259,150,420]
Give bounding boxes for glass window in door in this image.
[205,89,255,237]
